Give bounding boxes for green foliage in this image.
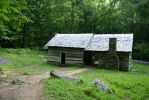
[134,43,149,60]
[44,79,96,100]
[0,68,2,71]
[0,0,149,60]
[0,0,31,47]
[132,64,149,73]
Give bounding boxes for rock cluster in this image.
[0,57,11,64]
[90,79,113,94]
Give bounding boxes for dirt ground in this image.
[0,68,90,100]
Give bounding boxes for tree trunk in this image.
[71,0,74,33]
[22,24,27,48]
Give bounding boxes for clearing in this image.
[0,68,90,100]
[0,48,149,100]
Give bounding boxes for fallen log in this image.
[50,70,83,83]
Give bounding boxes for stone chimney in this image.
[109,38,117,51]
[54,32,58,37]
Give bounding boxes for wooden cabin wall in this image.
[118,52,131,71]
[48,49,60,62]
[48,47,83,64]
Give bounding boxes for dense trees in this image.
[0,0,31,47]
[0,0,149,60]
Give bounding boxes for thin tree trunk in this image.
[23,24,27,48]
[71,0,74,33]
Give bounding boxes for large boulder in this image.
[50,70,83,83]
[90,79,113,94]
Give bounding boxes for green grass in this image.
[132,64,149,74]
[0,48,80,75]
[0,48,149,100]
[0,48,50,74]
[44,64,149,100]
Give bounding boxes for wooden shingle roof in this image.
[44,34,93,49]
[85,34,133,52]
[45,33,133,52]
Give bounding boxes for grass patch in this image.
[0,48,149,100]
[0,48,80,75]
[132,64,149,74]
[44,64,149,100]
[44,79,96,100]
[0,48,53,74]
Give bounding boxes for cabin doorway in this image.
[61,53,65,64]
[83,51,94,65]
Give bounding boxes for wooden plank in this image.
[66,57,83,61]
[69,52,83,54]
[66,54,83,58]
[48,58,60,62]
[48,48,84,64]
[48,55,60,62]
[48,52,60,56]
[48,56,60,59]
[66,61,82,64]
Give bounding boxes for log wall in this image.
[47,47,131,71]
[48,47,84,64]
[118,52,131,71]
[48,51,60,62]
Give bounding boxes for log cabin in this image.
[45,33,133,71]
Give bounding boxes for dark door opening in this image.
[83,51,94,65]
[61,53,65,64]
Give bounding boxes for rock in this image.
[11,78,25,85]
[0,71,7,78]
[0,57,11,64]
[50,70,67,78]
[50,70,83,83]
[90,79,113,94]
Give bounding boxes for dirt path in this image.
[0,68,91,100]
[65,68,91,75]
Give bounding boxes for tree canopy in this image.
[0,0,149,61]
